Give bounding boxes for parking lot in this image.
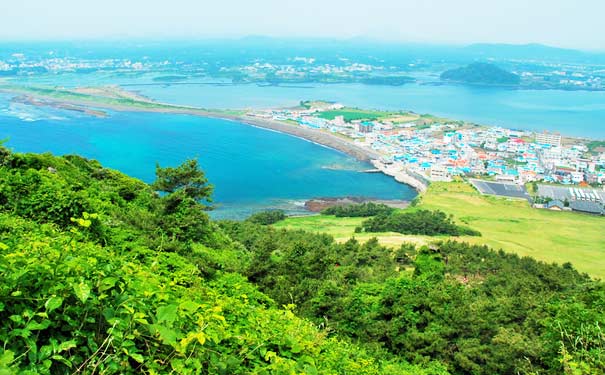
[537,185,605,202]
[470,179,531,200]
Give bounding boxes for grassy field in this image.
[317,107,403,122]
[276,181,605,279]
[0,84,202,111]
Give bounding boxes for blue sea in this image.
[0,97,415,218]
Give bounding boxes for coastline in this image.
[0,87,427,192]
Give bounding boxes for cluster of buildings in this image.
[220,60,379,82]
[249,104,605,189]
[0,55,160,75]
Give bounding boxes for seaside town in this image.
[250,102,605,214]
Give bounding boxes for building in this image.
[332,115,345,126]
[429,165,452,182]
[355,122,374,134]
[535,131,562,147]
[546,200,566,211]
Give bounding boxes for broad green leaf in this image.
[58,340,77,352]
[98,277,118,292]
[0,350,14,366]
[129,352,144,363]
[72,282,91,304]
[39,345,52,360]
[290,342,302,354]
[156,304,178,324]
[178,300,200,314]
[152,324,179,346]
[44,296,63,313]
[51,355,73,368]
[26,320,51,331]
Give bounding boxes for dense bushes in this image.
[322,202,394,217]
[246,209,287,225]
[222,221,603,375]
[360,209,481,236]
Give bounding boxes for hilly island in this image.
[440,63,521,86]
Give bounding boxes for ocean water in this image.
[135,82,605,139]
[0,98,415,219]
[12,72,605,139]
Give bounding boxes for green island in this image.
[440,62,521,86]
[0,148,603,374]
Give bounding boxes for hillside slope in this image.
[0,149,441,374]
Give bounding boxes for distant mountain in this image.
[462,43,605,63]
[440,62,521,86]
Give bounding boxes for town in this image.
[250,101,605,214]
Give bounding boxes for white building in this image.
[535,132,562,147]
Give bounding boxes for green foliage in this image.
[224,217,603,375]
[317,108,394,122]
[152,158,213,207]
[0,148,436,375]
[322,202,394,217]
[246,210,287,225]
[3,147,604,375]
[360,210,481,236]
[586,140,605,154]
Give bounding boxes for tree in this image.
[152,159,213,209]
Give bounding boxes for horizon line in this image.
[0,36,603,54]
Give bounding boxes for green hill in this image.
[440,62,521,86]
[0,148,603,374]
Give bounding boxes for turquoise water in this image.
[0,98,415,218]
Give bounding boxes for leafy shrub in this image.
[246,210,287,225]
[322,202,394,217]
[360,210,480,236]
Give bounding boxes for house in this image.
[546,200,566,211]
[430,165,452,182]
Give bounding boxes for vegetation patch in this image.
[246,209,287,225]
[321,202,394,217]
[359,209,481,236]
[317,107,395,122]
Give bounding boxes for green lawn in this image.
[317,107,397,122]
[277,182,605,279]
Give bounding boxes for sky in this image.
[1,0,604,50]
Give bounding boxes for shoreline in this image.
[1,89,428,193]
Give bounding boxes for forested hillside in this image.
[0,148,603,374]
[440,63,521,86]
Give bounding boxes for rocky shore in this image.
[304,197,410,212]
[371,160,429,192]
